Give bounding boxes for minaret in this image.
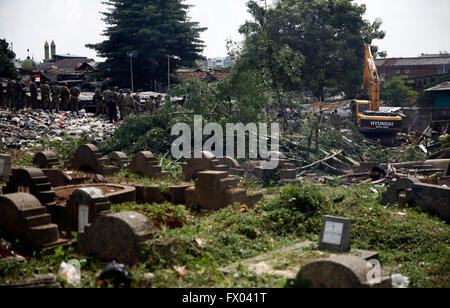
[51,40,56,59]
[44,41,49,61]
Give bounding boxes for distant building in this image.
[424,81,450,109]
[203,56,234,70]
[376,55,450,88]
[176,68,229,82]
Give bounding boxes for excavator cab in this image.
[352,45,403,135]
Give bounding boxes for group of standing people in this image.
[1,78,170,123]
[0,77,81,114]
[93,86,164,123]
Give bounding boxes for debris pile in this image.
[0,109,118,150]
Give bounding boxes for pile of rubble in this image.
[0,109,118,150]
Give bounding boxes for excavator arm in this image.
[362,45,381,111]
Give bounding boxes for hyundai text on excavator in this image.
[350,44,403,135]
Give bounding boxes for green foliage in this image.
[398,146,427,162]
[238,0,385,99]
[381,75,417,107]
[99,103,193,155]
[112,202,193,229]
[258,184,326,235]
[0,39,18,78]
[86,0,206,88]
[36,134,93,167]
[440,135,450,149]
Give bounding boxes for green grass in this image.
[1,182,448,288]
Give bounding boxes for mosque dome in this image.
[21,56,37,72]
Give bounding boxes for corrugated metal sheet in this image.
[425,81,450,92]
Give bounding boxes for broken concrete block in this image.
[135,185,168,204]
[294,255,392,288]
[409,183,450,222]
[0,154,12,182]
[129,151,168,179]
[168,184,192,205]
[381,177,421,206]
[0,193,67,249]
[32,151,60,169]
[78,211,159,265]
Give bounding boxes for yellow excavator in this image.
[351,45,403,134]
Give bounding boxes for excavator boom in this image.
[362,45,381,111]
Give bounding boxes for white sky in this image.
[0,0,449,62]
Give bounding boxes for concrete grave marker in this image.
[63,187,111,234]
[0,154,12,182]
[78,211,159,265]
[319,216,351,253]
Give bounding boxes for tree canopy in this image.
[87,0,206,89]
[237,0,386,100]
[381,75,417,107]
[0,39,18,78]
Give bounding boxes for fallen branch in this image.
[299,149,343,171]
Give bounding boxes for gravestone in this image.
[181,151,228,181]
[33,151,60,169]
[108,151,130,167]
[78,211,159,265]
[70,144,119,176]
[129,151,168,179]
[63,187,111,234]
[294,255,392,288]
[0,154,12,182]
[318,216,351,253]
[0,193,67,249]
[3,168,57,220]
[185,170,263,210]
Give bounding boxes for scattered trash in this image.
[333,196,345,203]
[0,109,118,151]
[97,260,133,288]
[57,261,81,285]
[391,274,410,288]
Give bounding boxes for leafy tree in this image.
[87,0,206,89]
[0,39,18,78]
[239,0,386,100]
[381,75,417,107]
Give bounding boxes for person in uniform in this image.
[155,95,163,110]
[122,89,137,118]
[51,83,61,113]
[40,82,51,111]
[30,81,38,109]
[69,85,81,115]
[117,89,125,120]
[60,83,70,111]
[102,87,112,118]
[93,87,104,116]
[107,90,119,123]
[14,78,23,109]
[6,78,16,109]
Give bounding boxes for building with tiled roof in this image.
[376,55,450,88]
